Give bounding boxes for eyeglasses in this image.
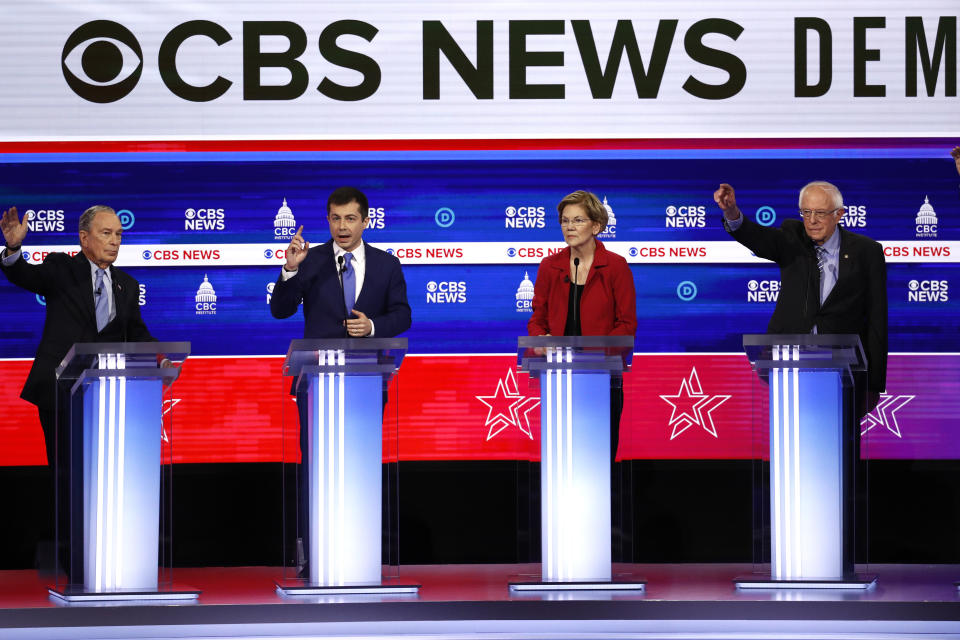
[799,208,841,221]
[560,217,591,227]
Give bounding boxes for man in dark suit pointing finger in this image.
[270,186,410,339]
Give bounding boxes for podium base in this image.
[734,574,877,590]
[275,580,420,596]
[509,580,646,592]
[48,585,200,603]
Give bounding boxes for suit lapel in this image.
[109,266,126,326]
[353,242,375,308]
[71,253,98,329]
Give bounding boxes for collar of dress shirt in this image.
[333,241,365,265]
[819,225,841,256]
[89,260,112,286]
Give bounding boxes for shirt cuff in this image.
[723,211,744,232]
[368,320,376,337]
[2,248,21,266]
[280,266,297,281]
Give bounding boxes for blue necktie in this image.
[94,268,110,332]
[342,252,356,318]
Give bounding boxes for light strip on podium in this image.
[791,346,801,579]
[116,373,127,590]
[564,348,573,583]
[326,358,334,586]
[95,375,106,590]
[772,345,811,580]
[90,353,130,593]
[543,347,580,583]
[312,352,324,586]
[106,374,116,590]
[771,347,781,579]
[311,349,351,587]
[544,349,553,581]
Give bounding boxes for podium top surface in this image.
[743,334,866,372]
[283,338,407,377]
[517,335,634,374]
[56,341,190,379]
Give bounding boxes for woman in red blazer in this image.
[527,191,636,337]
[526,190,637,561]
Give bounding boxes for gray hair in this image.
[798,181,844,210]
[78,205,115,233]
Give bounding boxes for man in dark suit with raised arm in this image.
[1,204,159,573]
[1,205,158,469]
[270,186,410,338]
[714,181,887,417]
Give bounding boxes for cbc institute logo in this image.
[597,197,617,239]
[273,199,296,241]
[195,275,217,315]
[915,196,938,239]
[515,272,534,312]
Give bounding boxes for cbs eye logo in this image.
[61,21,143,103]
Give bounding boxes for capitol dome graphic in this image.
[599,196,617,237]
[195,275,217,303]
[274,198,296,239]
[915,196,937,238]
[516,271,534,312]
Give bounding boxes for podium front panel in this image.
[54,343,188,598]
[281,340,406,589]
[81,373,163,591]
[540,364,612,582]
[304,363,383,585]
[745,336,861,583]
[518,337,634,584]
[768,363,845,579]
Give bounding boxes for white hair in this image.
[798,181,843,209]
[78,205,116,232]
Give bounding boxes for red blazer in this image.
[527,240,637,336]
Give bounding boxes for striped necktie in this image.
[95,268,110,332]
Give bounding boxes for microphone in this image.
[337,255,346,275]
[572,258,581,336]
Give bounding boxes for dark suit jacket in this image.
[270,240,411,339]
[527,239,637,337]
[729,216,888,393]
[1,251,156,411]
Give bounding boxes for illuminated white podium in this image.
[49,342,197,603]
[736,334,875,589]
[277,339,417,596]
[510,336,644,592]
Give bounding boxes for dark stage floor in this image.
[1,564,959,639]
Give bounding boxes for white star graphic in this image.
[860,394,914,438]
[161,398,182,443]
[476,368,539,441]
[659,367,731,440]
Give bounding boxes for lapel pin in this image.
[843,254,848,259]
